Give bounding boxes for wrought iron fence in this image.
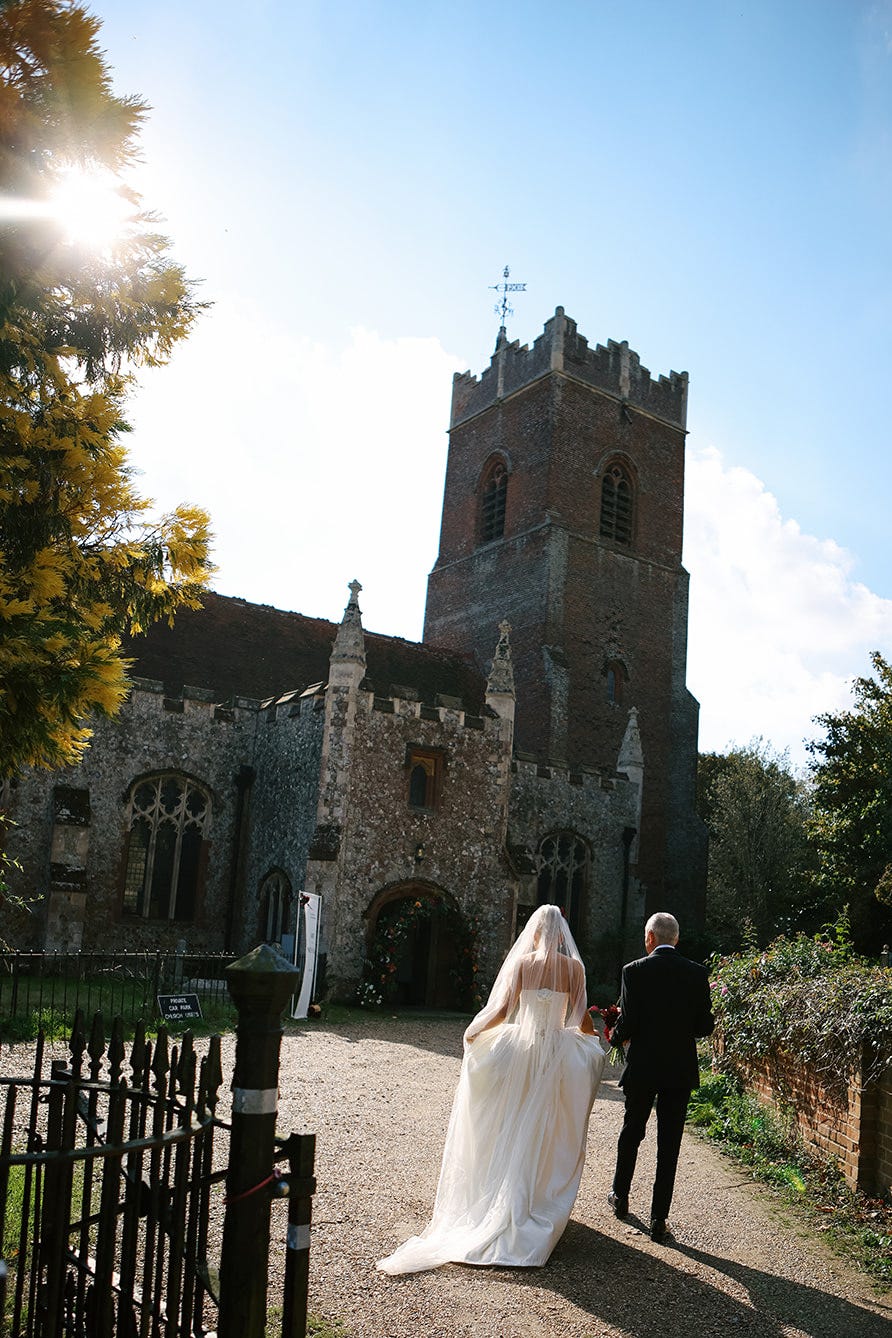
[0,945,315,1338]
[0,951,237,1039]
[1,1013,224,1335]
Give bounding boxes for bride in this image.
[377,903,607,1274]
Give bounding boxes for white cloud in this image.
[124,305,464,640]
[684,445,892,766]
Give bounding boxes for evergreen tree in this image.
[0,0,211,775]
[808,651,892,949]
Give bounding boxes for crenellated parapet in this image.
[511,753,636,793]
[127,676,328,735]
[129,676,262,722]
[451,307,688,430]
[364,684,504,736]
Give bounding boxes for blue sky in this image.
[88,0,892,765]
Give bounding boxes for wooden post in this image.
[219,944,299,1338]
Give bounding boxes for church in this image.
[3,308,707,1005]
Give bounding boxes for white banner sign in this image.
[291,892,321,1019]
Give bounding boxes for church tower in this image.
[423,308,706,925]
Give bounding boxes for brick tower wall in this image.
[424,311,706,922]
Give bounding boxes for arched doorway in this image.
[365,884,468,1009]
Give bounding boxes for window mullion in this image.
[143,824,157,918]
[169,822,185,920]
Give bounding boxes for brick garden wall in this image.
[877,1073,892,1198]
[738,1050,892,1198]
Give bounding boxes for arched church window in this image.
[259,869,292,945]
[122,774,211,921]
[600,463,634,545]
[479,459,508,544]
[535,832,590,940]
[606,660,627,705]
[406,747,443,811]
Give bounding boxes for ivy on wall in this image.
[709,911,892,1096]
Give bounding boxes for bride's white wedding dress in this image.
[377,986,606,1273]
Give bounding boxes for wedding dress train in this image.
[377,986,606,1273]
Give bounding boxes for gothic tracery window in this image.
[599,462,634,545]
[122,774,211,921]
[479,458,508,544]
[535,832,590,939]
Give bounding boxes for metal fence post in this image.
[218,944,299,1338]
[174,938,186,989]
[281,1133,316,1338]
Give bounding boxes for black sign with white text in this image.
[157,993,202,1021]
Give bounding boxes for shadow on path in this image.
[675,1240,892,1338]
[490,1222,890,1338]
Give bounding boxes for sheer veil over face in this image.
[466,903,589,1039]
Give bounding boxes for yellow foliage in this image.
[0,0,214,776]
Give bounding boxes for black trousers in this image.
[612,1081,691,1221]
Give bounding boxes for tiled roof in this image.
[122,591,487,712]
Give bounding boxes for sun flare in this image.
[50,164,135,248]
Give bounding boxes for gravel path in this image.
[5,1016,892,1337]
[273,1014,892,1338]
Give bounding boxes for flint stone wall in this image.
[319,688,516,999]
[508,758,643,988]
[239,686,327,953]
[5,681,259,952]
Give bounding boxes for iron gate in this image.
[0,945,315,1338]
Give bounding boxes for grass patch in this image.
[689,1070,892,1287]
[307,1314,351,1337]
[0,991,237,1045]
[266,1309,349,1337]
[2,1164,26,1261]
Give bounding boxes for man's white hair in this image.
[646,912,680,945]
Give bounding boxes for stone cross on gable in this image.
[332,579,366,667]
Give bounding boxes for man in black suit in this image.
[607,912,714,1243]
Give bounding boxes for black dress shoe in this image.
[607,1191,628,1218]
[650,1218,669,1242]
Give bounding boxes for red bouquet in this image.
[589,1004,619,1040]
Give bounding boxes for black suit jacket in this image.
[610,945,714,1092]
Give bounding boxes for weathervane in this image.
[490,264,526,331]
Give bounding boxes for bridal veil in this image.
[377,904,605,1274]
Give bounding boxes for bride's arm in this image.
[465,969,521,1043]
[567,958,595,1033]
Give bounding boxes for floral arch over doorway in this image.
[362,883,479,1011]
